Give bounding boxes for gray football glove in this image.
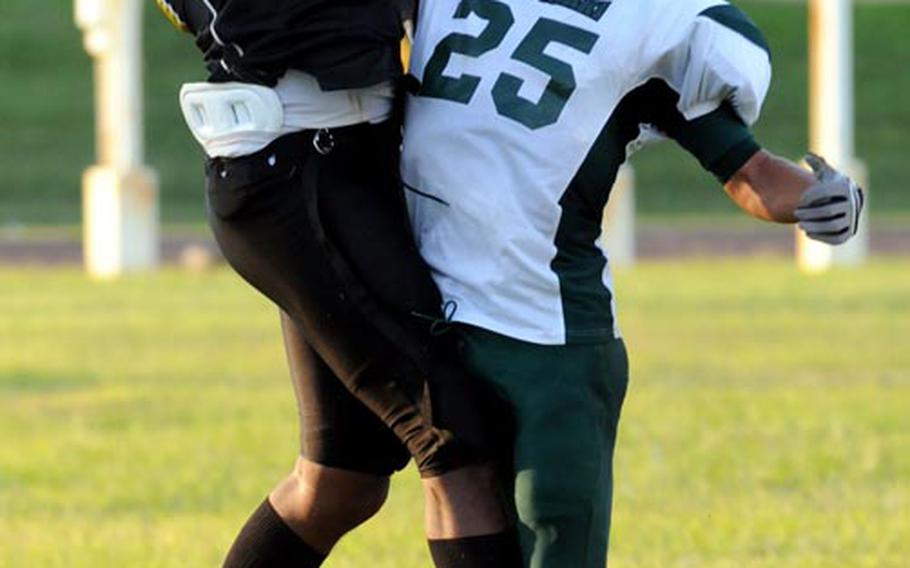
[795,153,865,245]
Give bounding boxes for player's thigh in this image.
[457,327,629,470]
[204,129,406,379]
[458,327,629,565]
[315,119,442,321]
[206,128,491,476]
[281,312,410,476]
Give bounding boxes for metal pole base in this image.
[82,165,160,279]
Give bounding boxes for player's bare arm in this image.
[724,150,811,222]
[726,150,865,243]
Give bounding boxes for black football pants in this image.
[204,120,498,477]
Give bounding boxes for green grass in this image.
[1,2,909,224]
[1,260,908,567]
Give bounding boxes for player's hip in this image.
[455,324,629,423]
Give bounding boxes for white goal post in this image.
[799,0,869,272]
[76,0,159,279]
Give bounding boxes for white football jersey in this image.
[402,0,772,345]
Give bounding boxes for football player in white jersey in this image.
[401,0,864,566]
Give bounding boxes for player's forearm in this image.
[723,150,814,223]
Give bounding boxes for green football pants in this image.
[458,326,629,568]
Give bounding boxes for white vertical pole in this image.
[602,164,635,267]
[76,0,159,279]
[799,0,868,272]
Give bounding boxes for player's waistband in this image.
[180,71,394,158]
[205,120,397,174]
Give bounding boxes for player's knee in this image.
[331,475,390,527]
[513,453,603,527]
[305,469,388,528]
[423,462,503,507]
[278,460,390,533]
[514,476,572,523]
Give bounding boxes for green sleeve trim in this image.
[669,103,761,183]
[711,136,762,183]
[699,5,771,59]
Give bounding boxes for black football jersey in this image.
[155,0,408,90]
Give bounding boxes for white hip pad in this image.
[179,82,286,158]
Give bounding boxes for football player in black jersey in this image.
[155,2,520,567]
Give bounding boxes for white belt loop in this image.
[312,129,336,155]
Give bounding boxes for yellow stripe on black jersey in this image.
[155,0,190,33]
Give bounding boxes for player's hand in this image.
[795,153,865,245]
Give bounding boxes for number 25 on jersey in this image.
[419,0,600,129]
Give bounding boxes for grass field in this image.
[1,261,908,567]
[2,1,910,224]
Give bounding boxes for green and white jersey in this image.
[401,0,771,345]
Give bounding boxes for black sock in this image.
[223,498,327,568]
[428,528,523,568]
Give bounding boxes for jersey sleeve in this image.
[645,3,772,181]
[672,4,772,126]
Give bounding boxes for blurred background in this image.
[1,1,908,566]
